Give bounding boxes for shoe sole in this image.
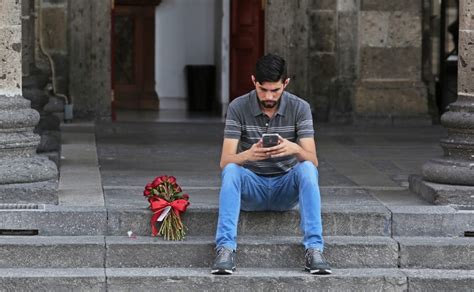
[305,267,332,275]
[211,268,236,275]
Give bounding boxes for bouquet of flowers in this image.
[143,175,190,240]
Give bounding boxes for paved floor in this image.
[53,110,447,212]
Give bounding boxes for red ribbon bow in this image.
[149,197,189,236]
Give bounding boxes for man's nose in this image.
[265,91,274,99]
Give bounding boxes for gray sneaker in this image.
[305,248,332,275]
[211,247,236,275]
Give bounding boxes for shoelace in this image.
[216,247,233,263]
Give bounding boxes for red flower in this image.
[182,194,189,200]
[144,189,151,196]
[167,176,177,184]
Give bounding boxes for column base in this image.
[409,175,474,207]
[0,179,58,204]
[422,158,474,186]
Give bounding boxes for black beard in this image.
[259,99,279,109]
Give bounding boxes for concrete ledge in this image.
[105,236,398,269]
[0,268,106,291]
[397,237,474,269]
[106,268,408,291]
[0,179,58,204]
[0,236,105,268]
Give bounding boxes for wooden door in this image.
[112,2,159,110]
[230,0,265,101]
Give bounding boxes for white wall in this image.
[155,0,216,110]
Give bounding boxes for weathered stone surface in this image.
[0,206,107,235]
[360,11,390,47]
[410,174,474,205]
[107,205,391,237]
[0,236,105,268]
[361,0,422,12]
[388,12,421,47]
[0,268,106,291]
[0,26,22,94]
[458,31,474,94]
[105,236,398,268]
[309,11,336,52]
[404,269,474,291]
[310,0,337,10]
[107,268,408,292]
[359,47,421,79]
[0,180,58,204]
[391,204,474,236]
[354,83,428,115]
[337,0,358,12]
[397,237,474,269]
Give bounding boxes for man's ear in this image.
[251,75,256,85]
[284,78,290,88]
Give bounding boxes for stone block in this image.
[309,53,337,83]
[404,269,474,291]
[309,11,336,52]
[0,236,105,268]
[0,268,106,291]
[105,236,399,268]
[397,237,474,269]
[0,180,58,205]
[310,0,336,10]
[388,12,422,47]
[391,205,474,237]
[361,0,422,13]
[337,0,358,12]
[359,47,421,79]
[354,83,428,115]
[458,31,474,94]
[360,12,389,47]
[0,205,107,235]
[41,7,67,52]
[107,268,408,292]
[337,12,358,79]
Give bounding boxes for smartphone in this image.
[262,133,279,147]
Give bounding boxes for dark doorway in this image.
[111,0,160,111]
[229,0,265,101]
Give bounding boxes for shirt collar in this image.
[250,90,288,117]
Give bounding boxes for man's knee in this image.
[295,161,318,182]
[222,163,243,178]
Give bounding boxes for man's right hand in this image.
[245,140,271,162]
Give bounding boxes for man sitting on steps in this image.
[211,53,331,275]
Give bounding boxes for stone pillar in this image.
[0,0,58,204]
[354,1,430,125]
[410,0,474,206]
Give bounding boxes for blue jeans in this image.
[215,161,324,251]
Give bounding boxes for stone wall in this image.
[354,0,429,124]
[266,0,429,124]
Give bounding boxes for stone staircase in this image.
[0,193,473,291]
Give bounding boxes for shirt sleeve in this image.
[296,102,315,139]
[223,102,242,139]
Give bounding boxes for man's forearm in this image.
[294,147,318,167]
[220,151,249,169]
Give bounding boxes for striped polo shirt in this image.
[224,90,315,176]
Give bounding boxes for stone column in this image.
[0,1,58,204]
[410,0,474,206]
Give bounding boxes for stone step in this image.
[108,205,392,237]
[1,268,472,291]
[0,268,106,291]
[106,268,474,292]
[0,236,105,268]
[0,205,107,235]
[105,236,399,269]
[397,236,474,269]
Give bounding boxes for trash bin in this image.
[186,65,216,111]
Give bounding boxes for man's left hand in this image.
[264,135,301,158]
